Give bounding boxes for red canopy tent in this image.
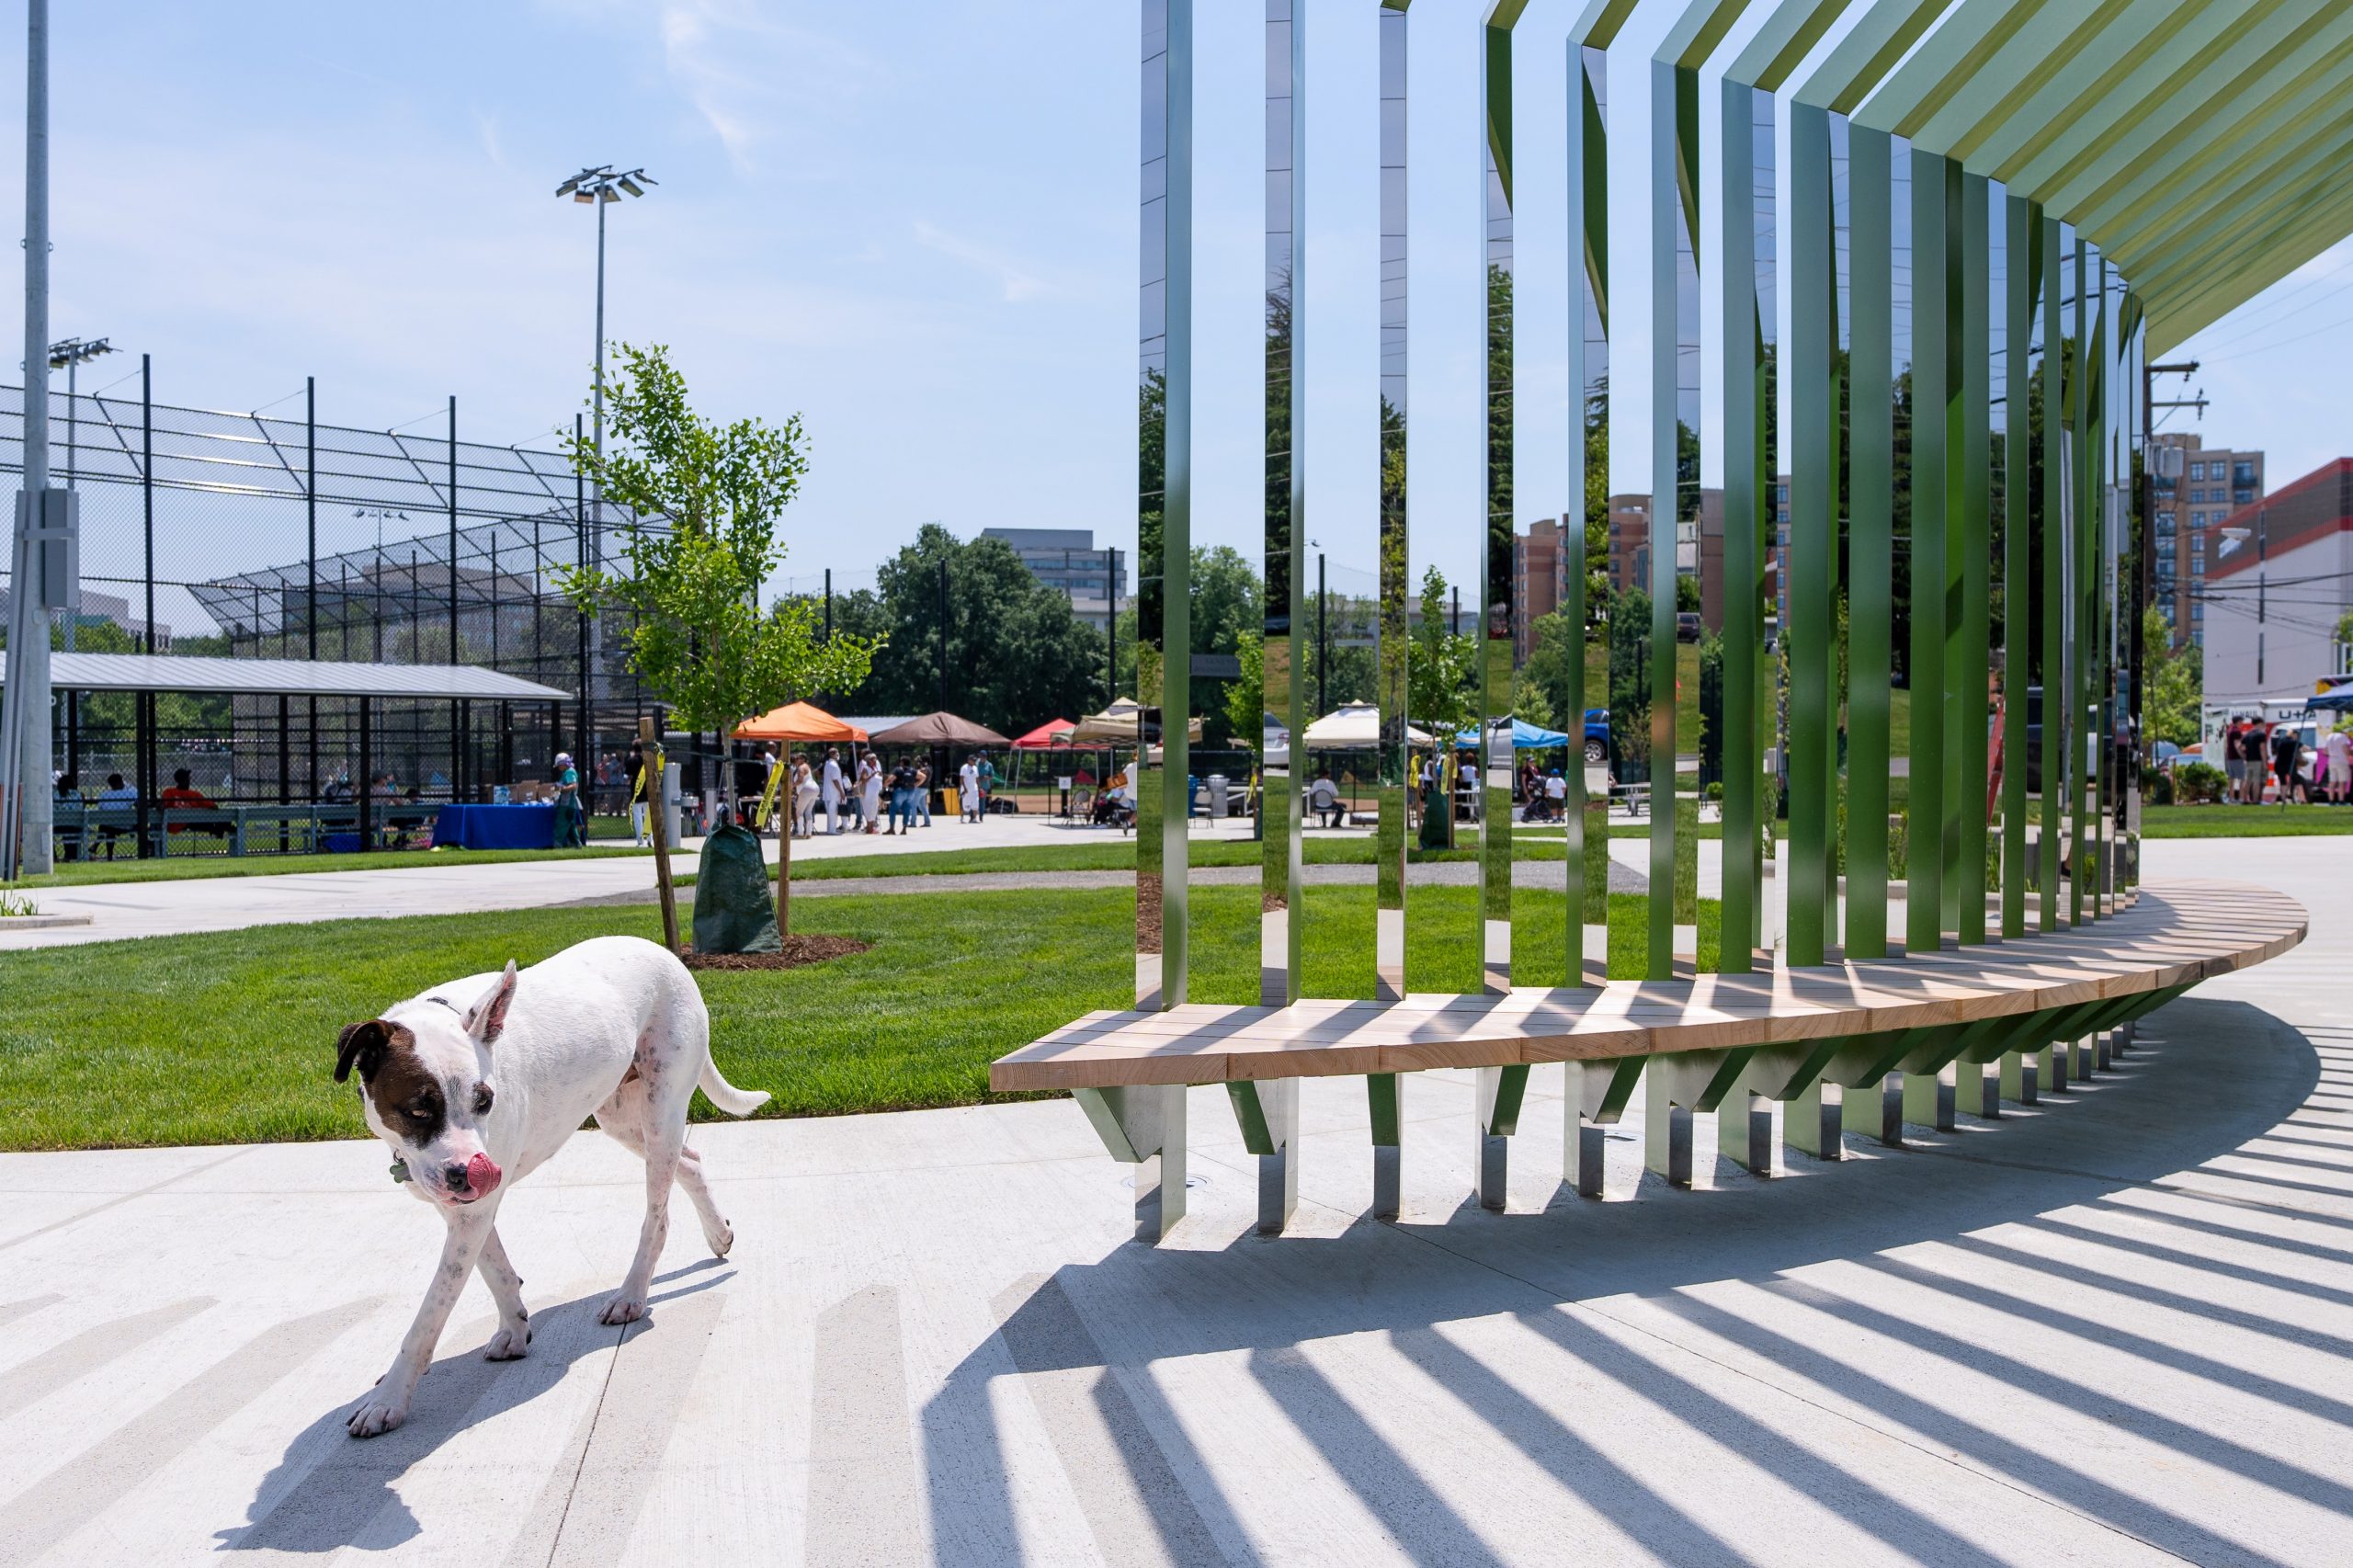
[1010,717,1076,749]
[735,701,867,744]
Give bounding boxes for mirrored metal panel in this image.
[1571,41,1610,983]
[1137,0,1190,1007]
[1648,57,1699,979]
[1478,6,1517,994]
[1375,0,1409,1002]
[1262,0,1302,1006]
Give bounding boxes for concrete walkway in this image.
[1,812,1660,949]
[1,836,2345,1564]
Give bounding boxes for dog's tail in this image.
[699,1057,771,1118]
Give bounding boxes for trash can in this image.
[1206,773,1229,819]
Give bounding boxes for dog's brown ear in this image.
[335,1019,392,1084]
[464,961,517,1045]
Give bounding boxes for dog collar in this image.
[389,1155,412,1185]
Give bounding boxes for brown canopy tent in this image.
[866,711,1010,748]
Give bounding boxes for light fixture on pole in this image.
[44,335,110,653]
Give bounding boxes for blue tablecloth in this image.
[433,803,556,851]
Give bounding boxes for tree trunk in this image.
[639,717,680,951]
[775,801,790,941]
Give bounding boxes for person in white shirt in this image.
[820,747,845,835]
[858,752,884,835]
[2325,726,2352,805]
[1543,767,1569,823]
[1308,770,1341,829]
[959,757,981,823]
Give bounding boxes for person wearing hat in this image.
[552,750,585,847]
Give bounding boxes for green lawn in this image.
[0,886,1717,1152]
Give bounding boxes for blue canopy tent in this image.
[1453,717,1573,750]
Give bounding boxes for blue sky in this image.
[4,0,2346,609]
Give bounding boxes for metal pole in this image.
[447,395,459,660]
[574,412,589,764]
[358,696,372,849]
[938,556,950,712]
[306,376,316,657]
[593,197,608,513]
[2,0,55,877]
[1108,548,1119,702]
[1317,551,1327,716]
[59,357,73,651]
[143,356,155,652]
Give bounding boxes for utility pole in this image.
[1,0,58,879]
[1317,551,1328,717]
[938,556,950,713]
[2140,357,2202,766]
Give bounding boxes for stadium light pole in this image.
[555,165,654,742]
[46,335,111,652]
[553,166,654,513]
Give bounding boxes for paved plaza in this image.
[1,837,2346,1565]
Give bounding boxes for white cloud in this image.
[912,220,1049,303]
[654,1,877,173]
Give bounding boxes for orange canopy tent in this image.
[734,701,867,744]
[1010,717,1076,749]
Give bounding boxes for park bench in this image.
[1610,780,1651,817]
[991,881,2305,1241]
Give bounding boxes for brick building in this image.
[2149,432,2264,650]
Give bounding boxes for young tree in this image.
[559,342,876,944]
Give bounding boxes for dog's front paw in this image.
[706,1222,734,1259]
[483,1323,533,1360]
[347,1395,409,1438]
[598,1294,646,1326]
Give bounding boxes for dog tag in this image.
[390,1157,412,1185]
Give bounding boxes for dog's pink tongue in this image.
[467,1152,503,1196]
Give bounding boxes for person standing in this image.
[820,746,845,835]
[886,756,919,835]
[975,753,997,818]
[959,755,982,823]
[551,752,586,847]
[791,754,819,837]
[2239,720,2268,803]
[859,750,884,835]
[2270,722,2305,805]
[913,760,934,827]
[2324,724,2352,806]
[627,744,651,846]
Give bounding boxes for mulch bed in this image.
[680,935,873,971]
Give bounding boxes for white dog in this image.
[333,934,768,1438]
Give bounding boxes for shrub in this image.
[2174,760,2226,805]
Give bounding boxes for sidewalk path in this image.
[2,814,1653,949]
[0,837,2340,1564]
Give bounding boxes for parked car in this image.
[1676,611,1702,642]
[1584,708,1609,765]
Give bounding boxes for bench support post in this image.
[1473,1064,1528,1210]
[1643,1052,1751,1187]
[1564,1059,1641,1198]
[1717,1089,1771,1175]
[1225,1079,1298,1234]
[2072,1033,2098,1081]
[1902,1066,1956,1132]
[1072,1085,1187,1243]
[1955,1058,2001,1119]
[1788,1079,1843,1159]
[1369,1073,1402,1221]
[2000,1048,2038,1104]
[1842,1074,1902,1143]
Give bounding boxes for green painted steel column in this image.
[2001,193,2030,939]
[1480,1,1523,994]
[1719,76,1758,973]
[1569,33,1611,984]
[1648,52,1697,979]
[1847,122,1893,960]
[1957,171,1991,946]
[2038,210,2062,933]
[1906,144,1948,956]
[1786,101,1834,969]
[2069,233,2089,928]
